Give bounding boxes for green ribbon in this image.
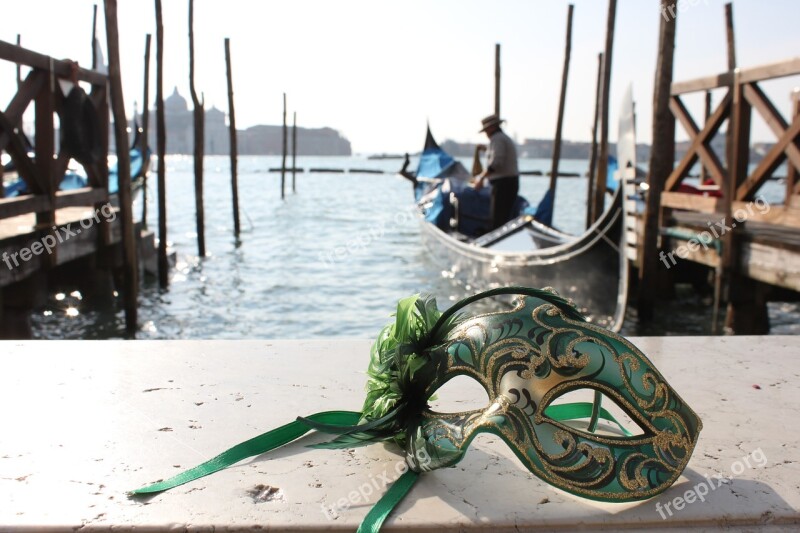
[356,469,420,533]
[130,410,361,494]
[131,402,629,530]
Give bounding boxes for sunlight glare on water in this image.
[29,155,797,339]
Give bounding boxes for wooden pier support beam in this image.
[0,275,44,339]
[155,0,168,288]
[724,79,759,333]
[586,52,603,229]
[34,60,55,232]
[637,0,678,322]
[141,33,151,230]
[225,37,240,238]
[701,90,712,184]
[188,0,206,257]
[720,2,768,334]
[548,4,574,206]
[104,0,138,335]
[786,89,800,204]
[591,0,617,224]
[726,278,770,335]
[494,43,501,117]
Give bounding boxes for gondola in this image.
[404,118,633,331]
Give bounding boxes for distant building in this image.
[237,125,351,156]
[141,87,351,156]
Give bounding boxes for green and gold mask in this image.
[132,287,702,530]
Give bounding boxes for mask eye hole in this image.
[428,374,490,413]
[546,389,646,437]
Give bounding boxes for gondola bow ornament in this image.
[131,287,702,531]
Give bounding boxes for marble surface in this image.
[0,337,798,532]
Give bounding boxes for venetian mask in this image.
[309,286,702,502]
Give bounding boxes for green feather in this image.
[354,287,576,450]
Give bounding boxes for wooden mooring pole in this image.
[141,33,151,230]
[281,92,287,200]
[722,3,767,334]
[637,0,678,323]
[494,43,501,117]
[292,111,297,193]
[548,4,574,206]
[586,52,603,229]
[724,2,737,179]
[189,0,206,257]
[155,0,168,289]
[225,37,241,238]
[592,0,617,224]
[104,0,138,335]
[711,2,740,333]
[725,3,737,72]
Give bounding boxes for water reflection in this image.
[27,155,798,339]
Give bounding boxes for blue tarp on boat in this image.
[531,188,554,227]
[415,128,455,180]
[2,146,150,198]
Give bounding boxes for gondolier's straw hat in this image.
[479,114,504,133]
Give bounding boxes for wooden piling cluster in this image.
[104,0,138,335]
[0,0,255,338]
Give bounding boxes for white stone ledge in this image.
[0,337,798,531]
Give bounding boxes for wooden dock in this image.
[635,56,800,334]
[0,38,143,338]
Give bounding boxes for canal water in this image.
[30,155,799,339]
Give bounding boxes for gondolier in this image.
[473,114,519,230]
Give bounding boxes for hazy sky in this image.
[2,0,799,153]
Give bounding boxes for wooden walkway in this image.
[1,38,140,335]
[0,205,132,289]
[666,211,800,292]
